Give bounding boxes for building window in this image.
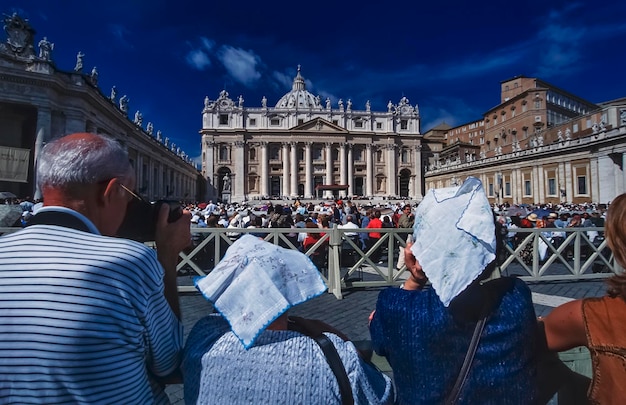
[354,120,363,128]
[313,146,322,160]
[534,100,541,109]
[577,176,587,195]
[548,178,556,196]
[524,180,532,196]
[219,145,229,161]
[249,118,256,126]
[522,103,528,113]
[270,118,280,126]
[488,183,494,196]
[401,148,409,163]
[400,120,408,130]
[332,120,339,125]
[219,114,228,125]
[376,149,383,162]
[376,122,382,129]
[298,119,304,125]
[505,182,511,196]
[270,145,280,160]
[249,147,256,160]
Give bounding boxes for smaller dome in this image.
[275,66,321,109]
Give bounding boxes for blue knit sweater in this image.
[183,315,393,404]
[370,278,538,404]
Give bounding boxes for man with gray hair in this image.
[0,133,191,404]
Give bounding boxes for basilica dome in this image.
[275,66,321,109]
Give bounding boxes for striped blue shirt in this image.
[0,207,183,404]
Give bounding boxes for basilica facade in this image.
[200,68,423,202]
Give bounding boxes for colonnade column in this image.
[282,142,290,197]
[33,107,51,200]
[387,144,397,196]
[325,143,333,198]
[305,142,313,198]
[347,144,354,197]
[366,144,373,196]
[136,154,144,195]
[290,142,298,198]
[260,142,269,196]
[339,143,347,198]
[234,141,246,201]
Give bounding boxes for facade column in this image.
[290,142,298,197]
[136,154,144,195]
[413,144,423,199]
[347,144,354,197]
[204,139,215,200]
[325,143,333,198]
[305,142,313,198]
[260,142,269,197]
[34,107,52,200]
[366,144,373,196]
[387,144,397,196]
[339,143,347,198]
[234,141,246,201]
[282,142,290,197]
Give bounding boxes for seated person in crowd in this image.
[183,235,393,404]
[542,192,626,404]
[369,177,538,404]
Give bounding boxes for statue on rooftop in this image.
[156,130,162,141]
[146,122,154,136]
[134,111,143,126]
[346,99,352,112]
[90,67,98,86]
[1,13,36,58]
[325,97,331,110]
[387,100,394,113]
[261,96,267,108]
[110,86,117,103]
[37,36,53,60]
[365,100,371,112]
[74,51,84,72]
[119,95,129,113]
[238,95,244,108]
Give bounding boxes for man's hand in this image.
[154,203,191,319]
[155,204,192,261]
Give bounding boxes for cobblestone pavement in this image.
[166,278,609,404]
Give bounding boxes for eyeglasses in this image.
[118,182,145,203]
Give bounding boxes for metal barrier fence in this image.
[1,226,619,299]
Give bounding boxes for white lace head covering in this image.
[410,177,496,307]
[195,234,327,349]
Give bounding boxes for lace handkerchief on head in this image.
[195,234,327,349]
[410,177,496,307]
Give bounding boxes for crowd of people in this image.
[1,132,624,404]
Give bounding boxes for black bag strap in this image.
[311,333,354,405]
[445,314,488,405]
[26,211,91,233]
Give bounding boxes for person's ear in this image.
[99,178,119,207]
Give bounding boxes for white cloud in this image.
[186,49,211,70]
[217,46,262,86]
[272,70,292,89]
[185,37,215,70]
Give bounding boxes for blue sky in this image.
[5,1,626,165]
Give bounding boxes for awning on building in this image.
[314,184,349,191]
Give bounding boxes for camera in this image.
[117,199,183,242]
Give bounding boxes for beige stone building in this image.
[423,76,626,205]
[0,14,201,201]
[200,67,423,202]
